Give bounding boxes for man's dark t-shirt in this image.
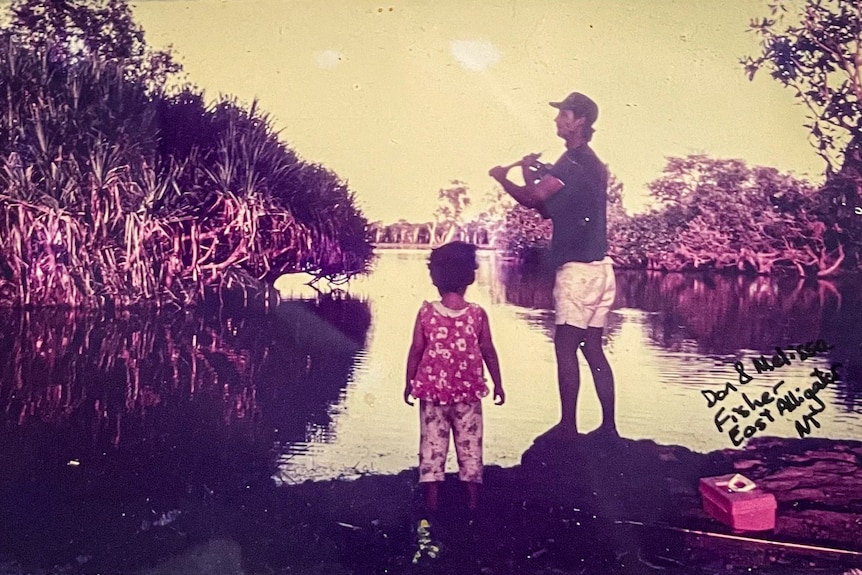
[542,145,609,269]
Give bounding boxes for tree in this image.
[432,180,471,244]
[499,202,553,258]
[743,0,862,270]
[742,0,861,174]
[605,173,627,237]
[465,187,511,248]
[613,155,849,276]
[611,204,690,271]
[4,0,180,91]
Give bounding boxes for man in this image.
[489,91,617,438]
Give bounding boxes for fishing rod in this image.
[499,152,547,172]
[613,518,862,558]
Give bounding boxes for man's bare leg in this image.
[553,323,587,434]
[582,326,617,434]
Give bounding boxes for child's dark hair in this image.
[428,241,478,295]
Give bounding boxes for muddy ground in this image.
[2,432,861,575]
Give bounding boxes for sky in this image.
[128,0,825,224]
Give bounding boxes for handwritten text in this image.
[701,339,841,447]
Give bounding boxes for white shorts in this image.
[553,257,616,329]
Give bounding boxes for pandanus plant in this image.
[0,37,373,308]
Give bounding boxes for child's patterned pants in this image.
[418,399,483,484]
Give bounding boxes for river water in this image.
[1,249,860,489]
[272,249,862,483]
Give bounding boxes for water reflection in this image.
[0,296,371,482]
[1,250,859,488]
[617,271,860,409]
[495,263,859,400]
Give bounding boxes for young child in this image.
[403,241,505,515]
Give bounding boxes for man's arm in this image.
[489,156,563,217]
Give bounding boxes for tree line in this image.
[382,151,859,277]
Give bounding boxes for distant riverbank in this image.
[373,243,495,250]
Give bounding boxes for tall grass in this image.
[0,39,373,308]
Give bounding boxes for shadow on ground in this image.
[2,431,861,575]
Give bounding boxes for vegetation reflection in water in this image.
[0,250,860,492]
[0,296,371,493]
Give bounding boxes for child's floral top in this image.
[411,301,488,404]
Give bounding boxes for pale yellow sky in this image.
[131,0,824,223]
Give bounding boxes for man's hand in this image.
[521,152,542,166]
[403,385,415,406]
[488,165,510,182]
[493,386,506,406]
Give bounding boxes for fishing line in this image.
[612,518,862,558]
[557,505,862,557]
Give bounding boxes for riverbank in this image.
[2,433,860,575]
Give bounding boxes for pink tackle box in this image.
[698,473,777,532]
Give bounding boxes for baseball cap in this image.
[549,92,598,125]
